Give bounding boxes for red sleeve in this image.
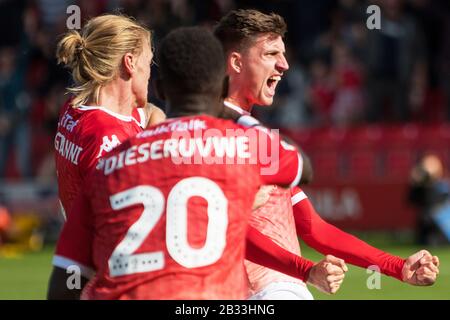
[53,191,95,279]
[292,189,405,281]
[245,225,314,282]
[238,116,302,187]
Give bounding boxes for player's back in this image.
[83,115,263,299]
[55,101,146,217]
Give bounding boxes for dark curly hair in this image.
[157,26,226,95]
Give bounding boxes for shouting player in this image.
[55,14,165,219]
[214,9,439,299]
[47,27,346,300]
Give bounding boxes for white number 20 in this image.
[108,177,228,277]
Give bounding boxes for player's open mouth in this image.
[266,75,281,96]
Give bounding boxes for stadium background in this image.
[0,0,449,299]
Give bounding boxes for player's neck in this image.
[225,93,253,113]
[90,82,135,117]
[166,95,222,118]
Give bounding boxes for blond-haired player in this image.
[55,14,165,219]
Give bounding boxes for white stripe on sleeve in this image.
[291,190,308,206]
[236,115,261,127]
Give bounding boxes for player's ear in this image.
[123,52,135,77]
[229,52,242,74]
[155,77,165,101]
[221,76,229,99]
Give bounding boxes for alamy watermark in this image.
[366,5,381,30]
[66,265,82,290]
[66,3,382,31]
[366,265,382,290]
[66,5,81,30]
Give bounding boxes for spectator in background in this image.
[308,57,335,126]
[330,41,365,126]
[0,0,25,48]
[34,0,72,29]
[408,0,449,122]
[0,46,32,179]
[34,84,65,186]
[0,204,12,246]
[438,4,450,122]
[331,0,368,62]
[409,154,450,245]
[365,0,426,123]
[407,61,441,122]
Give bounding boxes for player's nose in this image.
[276,54,289,72]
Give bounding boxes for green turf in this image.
[0,244,448,300]
[0,246,54,300]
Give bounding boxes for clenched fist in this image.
[402,250,439,286]
[307,255,348,294]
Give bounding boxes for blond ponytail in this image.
[56,14,151,107]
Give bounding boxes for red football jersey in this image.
[53,115,302,300]
[55,101,146,218]
[225,106,308,296]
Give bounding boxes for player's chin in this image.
[258,96,275,107]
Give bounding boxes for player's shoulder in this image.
[162,114,243,132]
[193,114,263,133]
[235,115,261,128]
[204,114,245,130]
[58,98,73,117]
[233,115,284,145]
[76,106,132,137]
[78,106,117,124]
[234,115,274,136]
[58,99,84,124]
[56,102,105,145]
[59,105,103,132]
[291,186,308,206]
[291,186,303,196]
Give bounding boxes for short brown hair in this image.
[213,9,287,54]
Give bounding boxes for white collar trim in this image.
[78,105,141,126]
[224,101,251,116]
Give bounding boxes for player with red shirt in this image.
[55,100,148,217]
[47,27,336,300]
[214,9,439,299]
[54,15,165,218]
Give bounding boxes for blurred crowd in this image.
[0,0,449,181]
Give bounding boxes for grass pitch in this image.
[0,244,448,300]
